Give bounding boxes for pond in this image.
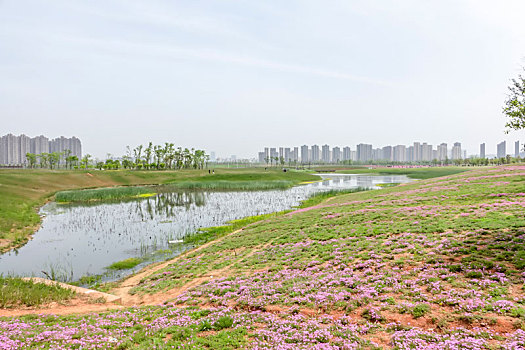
[0,174,411,282]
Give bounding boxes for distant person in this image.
[208,170,211,174]
[212,170,215,174]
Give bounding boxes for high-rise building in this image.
[413,142,421,162]
[437,143,447,161]
[258,152,265,163]
[49,136,82,161]
[321,145,330,163]
[19,134,31,164]
[480,143,485,159]
[311,145,320,162]
[284,148,291,162]
[6,134,20,164]
[515,141,520,158]
[279,147,284,160]
[451,142,462,160]
[393,145,406,162]
[342,147,351,161]
[382,146,392,161]
[406,146,414,162]
[421,143,432,161]
[0,135,7,165]
[300,145,309,163]
[497,141,506,158]
[356,144,372,162]
[269,148,278,160]
[293,147,299,162]
[31,135,49,155]
[372,148,382,161]
[332,147,341,163]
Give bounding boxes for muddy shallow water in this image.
[0,174,410,282]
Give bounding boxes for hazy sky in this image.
[1,0,524,158]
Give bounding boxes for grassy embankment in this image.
[0,168,319,253]
[334,165,469,179]
[2,165,525,348]
[0,276,75,308]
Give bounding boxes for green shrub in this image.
[213,316,234,330]
[411,304,431,318]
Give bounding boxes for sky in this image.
[1,0,525,159]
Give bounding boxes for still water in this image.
[0,174,410,282]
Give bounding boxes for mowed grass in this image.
[0,276,76,308]
[0,168,319,252]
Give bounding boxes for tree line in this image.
[26,143,209,170]
[25,150,80,169]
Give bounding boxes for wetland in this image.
[0,174,409,283]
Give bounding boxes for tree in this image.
[133,145,143,169]
[144,142,153,169]
[26,153,37,168]
[503,67,525,132]
[38,153,49,168]
[63,149,72,169]
[81,154,92,169]
[48,152,61,169]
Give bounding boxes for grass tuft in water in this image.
[0,276,76,308]
[55,187,156,203]
[106,257,144,270]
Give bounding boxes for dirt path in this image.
[112,232,278,307]
[110,227,247,305]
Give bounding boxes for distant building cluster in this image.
[258,140,522,164]
[258,142,462,164]
[0,134,82,165]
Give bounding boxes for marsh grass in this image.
[106,257,144,270]
[0,276,76,308]
[165,180,294,190]
[55,186,156,202]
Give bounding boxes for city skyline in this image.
[257,140,522,164]
[0,133,82,166]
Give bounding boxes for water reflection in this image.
[0,174,410,281]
